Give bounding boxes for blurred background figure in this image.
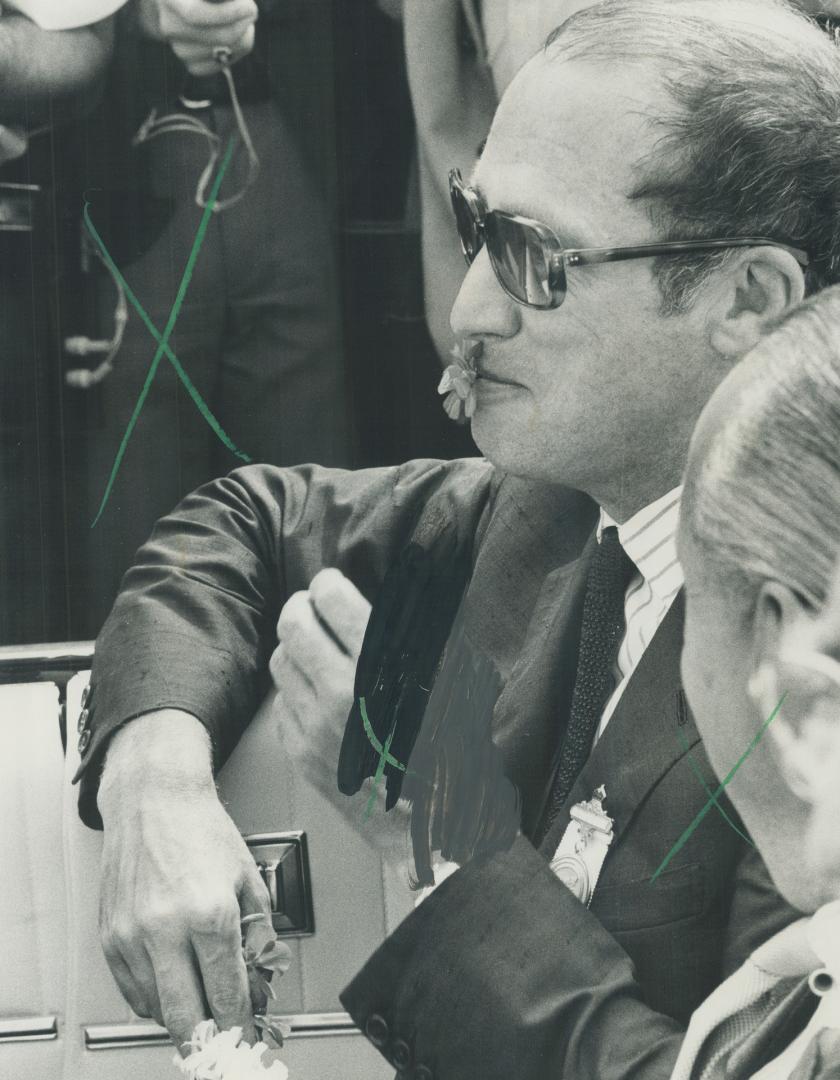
[675,286,840,1079]
[0,2,117,644]
[6,0,472,642]
[69,0,351,629]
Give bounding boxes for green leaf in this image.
[257,942,293,974]
[254,1015,280,1050]
[262,1015,291,1047]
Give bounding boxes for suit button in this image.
[78,729,91,754]
[390,1038,411,1070]
[414,1066,433,1080]
[81,685,91,708]
[364,1014,389,1048]
[77,708,90,733]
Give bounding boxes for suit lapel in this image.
[539,592,700,854]
[455,474,598,835]
[488,530,596,836]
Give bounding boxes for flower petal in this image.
[437,368,455,395]
[443,393,464,421]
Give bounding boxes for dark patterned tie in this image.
[537,525,635,845]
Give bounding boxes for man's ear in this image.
[709,249,806,358]
[748,581,826,803]
[750,580,811,676]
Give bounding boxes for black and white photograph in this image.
[3,2,840,1078]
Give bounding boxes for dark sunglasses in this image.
[449,169,810,310]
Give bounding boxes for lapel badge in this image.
[549,786,615,906]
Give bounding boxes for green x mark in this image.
[650,693,786,883]
[359,695,409,820]
[84,136,251,527]
[675,727,754,850]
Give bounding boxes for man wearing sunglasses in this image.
[77,1,840,1077]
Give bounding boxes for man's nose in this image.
[450,248,521,340]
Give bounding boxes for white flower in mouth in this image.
[175,1020,289,1079]
[438,338,481,422]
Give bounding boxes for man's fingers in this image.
[308,568,372,657]
[277,592,348,675]
[147,941,209,1053]
[192,913,255,1043]
[102,941,156,1020]
[270,651,319,758]
[171,27,253,75]
[101,911,163,1017]
[269,641,317,696]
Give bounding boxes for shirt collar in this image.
[598,486,684,601]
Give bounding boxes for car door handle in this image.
[245,831,315,936]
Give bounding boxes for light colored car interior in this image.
[0,644,414,1079]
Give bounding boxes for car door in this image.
[1,644,414,1080]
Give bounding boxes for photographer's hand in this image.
[97,710,271,1053]
[137,0,257,77]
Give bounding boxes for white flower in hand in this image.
[438,339,481,423]
[173,915,293,1079]
[175,1020,289,1080]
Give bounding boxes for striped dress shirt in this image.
[594,486,684,743]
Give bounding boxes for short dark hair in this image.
[546,0,840,313]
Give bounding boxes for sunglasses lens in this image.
[450,181,483,265]
[487,214,561,308]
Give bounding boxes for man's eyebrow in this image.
[468,167,590,247]
[478,193,586,249]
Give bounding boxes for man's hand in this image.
[137,0,257,77]
[270,568,371,788]
[97,710,271,1052]
[269,569,413,855]
[0,14,113,122]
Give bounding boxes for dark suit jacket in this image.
[75,458,798,1080]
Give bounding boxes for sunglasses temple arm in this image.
[564,239,809,268]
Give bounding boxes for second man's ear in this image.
[750,579,811,667]
[710,249,806,358]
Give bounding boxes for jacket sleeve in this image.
[74,458,493,829]
[340,835,686,1080]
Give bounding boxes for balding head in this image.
[537,0,840,312]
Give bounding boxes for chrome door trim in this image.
[0,1015,58,1042]
[84,1012,359,1050]
[0,641,94,685]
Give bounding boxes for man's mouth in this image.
[475,368,520,387]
